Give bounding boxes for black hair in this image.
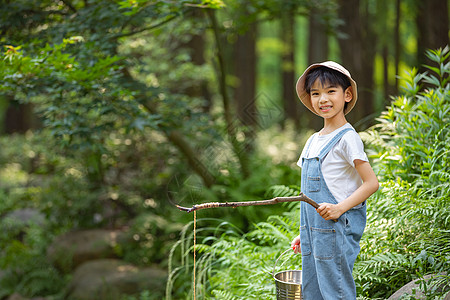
[304,66,352,110]
[304,66,351,93]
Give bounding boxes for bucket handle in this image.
[272,248,293,277]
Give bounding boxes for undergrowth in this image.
[166,186,302,299]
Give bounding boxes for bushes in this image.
[355,46,450,298]
[0,129,189,296]
[364,47,450,185]
[354,180,450,298]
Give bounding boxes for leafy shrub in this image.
[0,216,66,298]
[355,46,450,298]
[363,47,450,185]
[0,129,184,296]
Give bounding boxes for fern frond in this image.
[211,289,239,300]
[265,185,300,198]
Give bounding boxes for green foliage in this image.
[355,48,450,297]
[0,0,201,189]
[0,212,65,298]
[0,38,160,151]
[0,129,184,296]
[363,47,450,184]
[121,212,184,265]
[354,180,450,298]
[121,290,162,300]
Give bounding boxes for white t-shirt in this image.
[297,123,368,204]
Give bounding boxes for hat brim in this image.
[296,61,358,116]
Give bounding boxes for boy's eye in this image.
[311,92,319,96]
[328,89,336,94]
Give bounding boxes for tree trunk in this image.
[119,66,218,188]
[337,0,376,130]
[4,96,37,134]
[280,10,298,128]
[141,100,217,188]
[235,23,257,130]
[378,0,397,104]
[382,45,390,106]
[308,12,329,63]
[184,11,212,113]
[394,0,401,94]
[416,0,449,70]
[307,7,329,131]
[234,21,257,156]
[207,9,250,178]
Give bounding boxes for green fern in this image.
[265,185,300,198]
[265,185,302,210]
[211,289,240,300]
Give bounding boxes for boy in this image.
[290,61,379,300]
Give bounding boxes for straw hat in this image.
[295,61,358,115]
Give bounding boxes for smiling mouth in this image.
[320,105,332,112]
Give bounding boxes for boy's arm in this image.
[316,159,379,221]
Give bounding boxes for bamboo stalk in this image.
[176,193,320,213]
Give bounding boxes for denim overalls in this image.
[300,128,366,300]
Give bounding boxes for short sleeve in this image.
[296,134,316,168]
[339,131,368,167]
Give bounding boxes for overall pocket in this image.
[307,176,321,192]
[299,225,311,256]
[311,227,336,260]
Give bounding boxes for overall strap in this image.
[318,128,353,160]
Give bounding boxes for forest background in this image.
[0,0,449,299]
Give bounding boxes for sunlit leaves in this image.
[366,46,450,184]
[3,45,22,62]
[357,47,450,298]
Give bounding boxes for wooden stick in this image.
[176,193,320,213]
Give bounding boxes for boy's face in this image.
[309,79,352,120]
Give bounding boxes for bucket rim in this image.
[273,270,302,286]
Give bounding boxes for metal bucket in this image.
[272,249,302,300]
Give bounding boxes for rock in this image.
[47,229,127,273]
[4,208,45,226]
[6,294,28,300]
[2,208,45,242]
[5,294,47,300]
[388,273,449,299]
[445,291,450,300]
[65,259,167,300]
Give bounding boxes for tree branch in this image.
[176,193,320,213]
[113,15,178,40]
[117,67,217,188]
[139,101,216,188]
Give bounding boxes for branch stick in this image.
[176,193,319,213]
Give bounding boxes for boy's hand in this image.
[291,236,301,254]
[316,203,344,221]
